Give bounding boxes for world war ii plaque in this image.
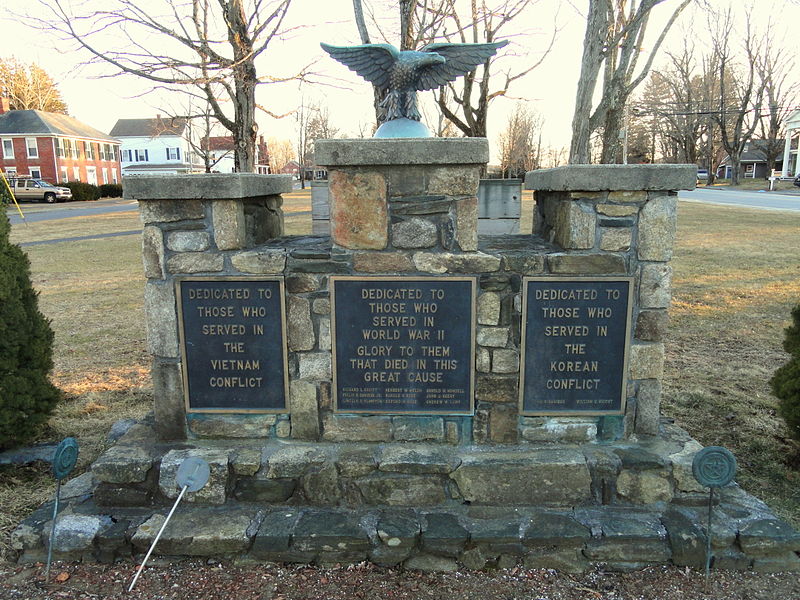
[177,277,288,413]
[332,276,475,414]
[520,277,633,416]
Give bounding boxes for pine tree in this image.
[771,304,800,441]
[0,210,60,449]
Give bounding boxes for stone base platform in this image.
[12,423,800,573]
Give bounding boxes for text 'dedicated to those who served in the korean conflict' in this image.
[177,278,288,412]
[332,277,475,414]
[520,278,633,416]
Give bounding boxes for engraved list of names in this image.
[177,277,288,413]
[332,277,475,414]
[520,277,632,416]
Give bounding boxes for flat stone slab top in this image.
[315,138,490,166]
[525,164,697,192]
[123,173,293,200]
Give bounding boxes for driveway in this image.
[679,187,800,211]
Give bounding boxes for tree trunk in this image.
[227,0,257,172]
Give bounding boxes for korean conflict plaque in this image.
[332,277,475,414]
[177,277,288,412]
[520,277,633,416]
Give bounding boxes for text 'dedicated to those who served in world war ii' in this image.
[331,277,475,414]
[520,277,633,416]
[177,277,288,413]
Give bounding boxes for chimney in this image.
[0,98,10,115]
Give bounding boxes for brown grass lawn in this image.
[0,193,798,562]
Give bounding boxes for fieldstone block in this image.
[139,199,204,224]
[91,444,153,484]
[460,546,487,570]
[144,281,178,357]
[133,509,254,555]
[251,509,301,557]
[413,252,501,273]
[353,251,414,272]
[212,199,246,250]
[669,440,705,493]
[492,349,519,374]
[638,195,677,261]
[752,552,800,573]
[167,230,210,252]
[151,359,185,440]
[477,326,509,348]
[330,171,388,249]
[469,518,523,554]
[336,446,378,478]
[159,448,230,504]
[392,218,437,249]
[290,380,320,440]
[428,165,481,195]
[392,417,445,442]
[503,255,545,275]
[356,474,447,506]
[287,296,315,351]
[596,204,638,217]
[297,352,331,380]
[475,375,517,403]
[554,201,596,249]
[319,318,331,351]
[524,512,590,547]
[323,415,393,442]
[489,403,518,443]
[293,511,370,553]
[477,292,501,325]
[302,462,342,505]
[167,252,224,274]
[404,554,459,572]
[616,470,673,503]
[376,511,421,549]
[141,225,165,279]
[661,507,706,568]
[634,379,661,436]
[523,547,589,573]
[267,446,326,478]
[234,478,296,502]
[313,298,331,314]
[230,448,261,476]
[629,342,665,380]
[231,249,286,273]
[422,512,469,557]
[379,446,458,474]
[599,227,632,251]
[451,449,592,505]
[476,348,491,373]
[521,418,597,443]
[547,253,626,274]
[635,309,669,342]
[446,422,460,445]
[454,196,478,251]
[187,414,276,438]
[609,191,647,203]
[640,263,672,309]
[51,515,105,553]
[739,519,800,556]
[275,420,291,438]
[286,274,321,293]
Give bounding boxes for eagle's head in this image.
[401,50,446,69]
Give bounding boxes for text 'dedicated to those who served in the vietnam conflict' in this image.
[520,277,633,416]
[331,277,475,414]
[177,277,288,413]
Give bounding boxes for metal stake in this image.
[44,479,62,582]
[127,484,188,593]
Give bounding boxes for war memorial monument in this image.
[12,41,800,574]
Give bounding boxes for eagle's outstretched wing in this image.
[415,41,509,91]
[320,43,398,90]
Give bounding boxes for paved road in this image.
[678,187,800,211]
[6,198,138,225]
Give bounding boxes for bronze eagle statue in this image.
[321,41,508,137]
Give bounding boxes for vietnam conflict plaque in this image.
[520,277,632,415]
[177,277,288,412]
[332,276,475,414]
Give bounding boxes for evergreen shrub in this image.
[64,182,101,201]
[771,304,800,441]
[99,183,123,198]
[0,210,60,449]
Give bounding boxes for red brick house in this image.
[200,134,270,174]
[0,98,122,185]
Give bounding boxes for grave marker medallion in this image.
[177,277,288,413]
[331,276,475,414]
[520,277,633,416]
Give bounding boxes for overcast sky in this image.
[0,0,797,163]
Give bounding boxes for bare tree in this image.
[0,59,68,113]
[267,137,296,173]
[497,103,543,177]
[26,0,302,172]
[569,0,693,164]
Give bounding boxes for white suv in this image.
[10,179,73,203]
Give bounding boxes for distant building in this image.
[110,116,204,175]
[0,97,121,185]
[782,109,800,178]
[280,160,300,177]
[201,135,270,174]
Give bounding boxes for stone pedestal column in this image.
[315,138,489,255]
[126,174,292,440]
[525,164,695,436]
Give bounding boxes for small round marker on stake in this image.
[692,446,737,584]
[128,456,210,593]
[46,438,79,583]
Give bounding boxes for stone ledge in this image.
[315,138,490,166]
[124,173,293,200]
[525,165,696,192]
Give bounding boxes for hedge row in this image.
[62,182,123,201]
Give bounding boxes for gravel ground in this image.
[1,561,798,600]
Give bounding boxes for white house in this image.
[781,109,800,178]
[109,116,203,175]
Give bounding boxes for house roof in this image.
[110,117,187,138]
[0,109,118,141]
[739,140,786,163]
[203,135,235,151]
